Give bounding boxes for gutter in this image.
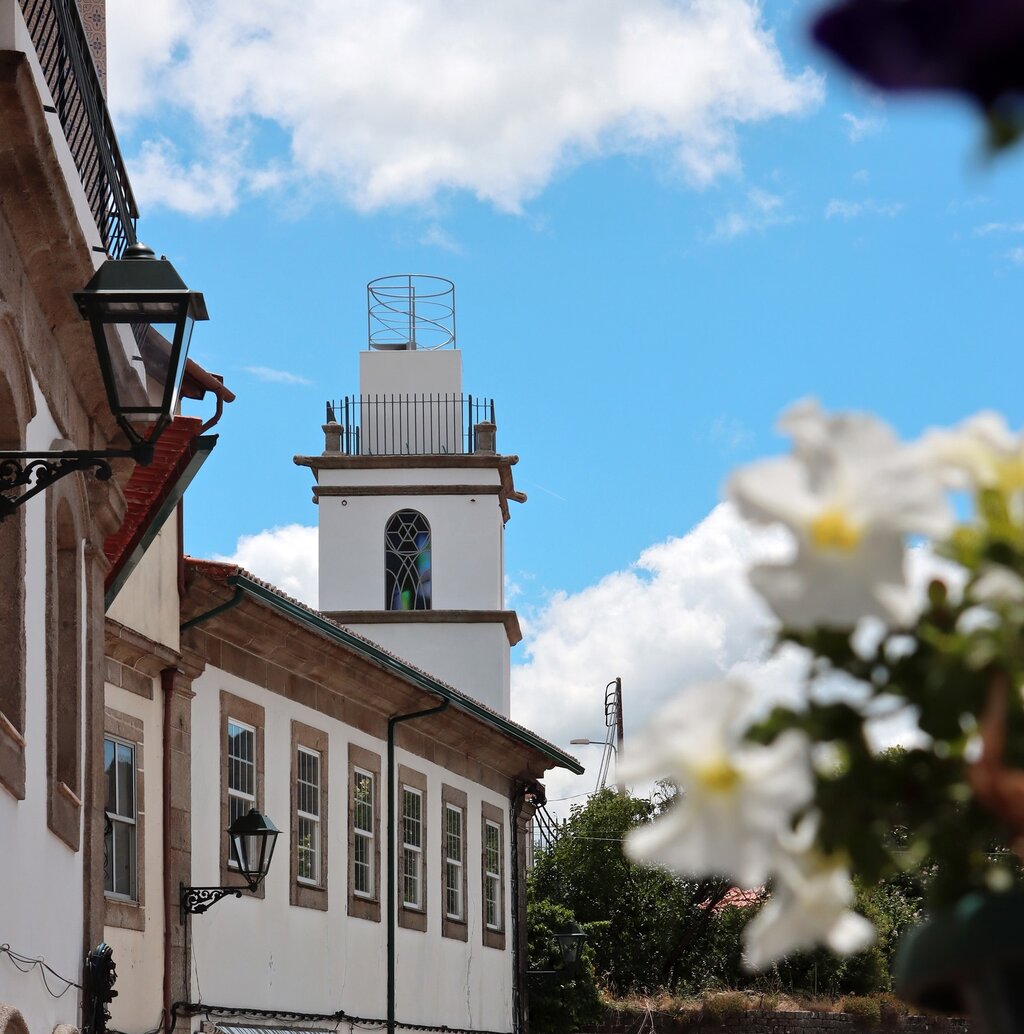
[387,700,449,1034]
[221,573,583,775]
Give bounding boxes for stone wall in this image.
[581,1008,969,1034]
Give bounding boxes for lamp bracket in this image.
[0,447,146,522]
[179,883,247,922]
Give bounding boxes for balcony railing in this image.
[19,0,138,256]
[325,395,496,456]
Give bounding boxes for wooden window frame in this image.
[481,801,506,949]
[398,764,427,932]
[103,708,145,931]
[219,691,265,892]
[347,743,381,922]
[441,783,468,941]
[291,721,328,910]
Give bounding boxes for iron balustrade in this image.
[18,0,138,256]
[325,394,496,456]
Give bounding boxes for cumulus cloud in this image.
[842,111,884,142]
[825,198,903,220]
[213,524,318,605]
[107,0,823,215]
[974,221,1024,236]
[512,504,805,805]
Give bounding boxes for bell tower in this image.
[295,276,525,716]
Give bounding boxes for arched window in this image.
[385,510,431,611]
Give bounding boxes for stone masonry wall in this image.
[581,1009,969,1034]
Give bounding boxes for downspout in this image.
[161,590,245,1034]
[387,699,450,1034]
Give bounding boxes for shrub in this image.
[840,995,882,1027]
[702,991,750,1024]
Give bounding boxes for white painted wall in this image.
[107,522,181,653]
[102,683,165,1034]
[188,666,514,1033]
[342,624,510,716]
[319,492,504,612]
[0,377,85,1034]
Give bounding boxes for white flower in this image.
[923,412,1024,494]
[971,566,1024,605]
[623,679,813,888]
[742,817,875,969]
[728,400,953,629]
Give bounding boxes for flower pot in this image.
[894,890,1024,1034]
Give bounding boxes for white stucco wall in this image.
[188,665,515,1033]
[319,491,504,613]
[342,624,510,716]
[107,522,181,652]
[102,682,165,1034]
[0,378,85,1034]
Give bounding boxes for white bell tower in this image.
[295,276,525,716]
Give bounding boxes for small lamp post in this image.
[180,808,279,921]
[528,920,588,981]
[0,242,208,520]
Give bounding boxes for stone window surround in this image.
[290,720,328,911]
[441,783,468,942]
[397,764,427,933]
[347,742,381,923]
[480,800,506,950]
[219,691,265,894]
[47,481,84,852]
[0,335,30,802]
[103,707,145,931]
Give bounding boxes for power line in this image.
[1,942,81,999]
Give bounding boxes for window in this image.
[227,718,256,857]
[297,748,321,883]
[440,783,468,941]
[219,692,264,887]
[445,805,463,919]
[481,801,506,949]
[348,743,381,922]
[103,706,145,931]
[104,737,136,900]
[291,721,328,910]
[398,765,427,932]
[385,509,431,611]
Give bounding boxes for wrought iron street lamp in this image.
[0,243,208,520]
[528,920,588,981]
[180,809,279,921]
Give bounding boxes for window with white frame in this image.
[227,718,255,866]
[445,803,464,920]
[484,819,502,930]
[104,737,136,900]
[353,768,375,897]
[402,787,423,909]
[296,746,321,885]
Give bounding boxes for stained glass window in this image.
[385,510,431,611]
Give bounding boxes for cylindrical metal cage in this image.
[367,274,455,351]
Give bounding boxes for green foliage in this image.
[840,995,882,1027]
[701,991,750,1023]
[526,899,602,1034]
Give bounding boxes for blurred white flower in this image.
[623,678,813,888]
[742,817,875,969]
[728,400,953,629]
[971,566,1024,605]
[924,412,1024,495]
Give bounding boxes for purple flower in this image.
[812,0,1024,112]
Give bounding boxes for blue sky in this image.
[107,0,1024,800]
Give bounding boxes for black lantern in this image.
[228,808,280,889]
[74,242,209,462]
[180,809,279,921]
[0,242,208,521]
[554,922,587,971]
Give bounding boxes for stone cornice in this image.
[325,609,523,647]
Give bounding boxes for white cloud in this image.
[711,186,795,240]
[974,221,1024,236]
[842,111,884,142]
[213,524,318,605]
[107,0,823,215]
[1007,247,1024,266]
[243,366,313,386]
[825,198,904,220]
[512,504,804,805]
[418,225,463,254]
